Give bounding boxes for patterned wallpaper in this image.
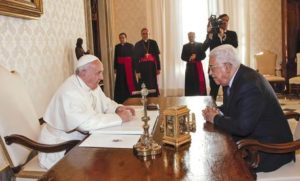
[111,0,148,46]
[0,0,87,116]
[249,0,282,68]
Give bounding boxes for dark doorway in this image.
[91,0,101,59]
[283,0,300,79]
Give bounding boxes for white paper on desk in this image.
[90,106,159,135]
[79,132,140,148]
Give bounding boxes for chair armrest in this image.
[236,139,300,169]
[5,134,80,154]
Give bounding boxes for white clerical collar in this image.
[228,64,240,88]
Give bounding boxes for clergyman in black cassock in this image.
[134,28,160,97]
[114,33,137,103]
[181,32,207,96]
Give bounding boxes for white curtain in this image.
[144,0,250,97]
[216,0,250,66]
[146,0,185,96]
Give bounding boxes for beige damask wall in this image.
[111,0,283,68]
[111,0,148,45]
[0,0,87,116]
[249,0,282,67]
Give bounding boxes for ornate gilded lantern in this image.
[161,105,196,147]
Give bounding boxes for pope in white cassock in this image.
[38,54,135,169]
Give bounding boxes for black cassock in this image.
[114,43,137,103]
[134,39,161,97]
[181,42,206,96]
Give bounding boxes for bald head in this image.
[188,32,195,43]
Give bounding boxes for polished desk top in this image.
[40,96,254,181]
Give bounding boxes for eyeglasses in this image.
[209,63,231,72]
[209,63,225,72]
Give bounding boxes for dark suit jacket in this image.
[202,30,238,51]
[214,64,295,172]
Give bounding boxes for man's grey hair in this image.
[209,44,240,68]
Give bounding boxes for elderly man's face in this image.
[141,29,149,40]
[119,34,126,44]
[82,60,104,90]
[208,57,231,86]
[188,33,195,43]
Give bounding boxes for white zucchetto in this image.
[77,54,100,68]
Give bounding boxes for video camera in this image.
[208,15,223,34]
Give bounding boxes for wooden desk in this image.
[40,96,254,181]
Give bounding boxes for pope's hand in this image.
[116,106,135,122]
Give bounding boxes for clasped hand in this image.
[116,106,135,122]
[202,106,220,124]
[190,54,196,61]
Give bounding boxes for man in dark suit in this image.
[202,14,238,100]
[181,32,206,96]
[202,45,294,173]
